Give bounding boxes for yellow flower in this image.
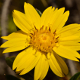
[1,2,80,80]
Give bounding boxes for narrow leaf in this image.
[70,72,80,80]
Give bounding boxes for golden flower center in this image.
[30,28,57,53]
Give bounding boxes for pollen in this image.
[30,26,58,53]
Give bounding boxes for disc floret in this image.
[30,26,58,53]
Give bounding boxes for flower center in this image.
[30,27,58,53]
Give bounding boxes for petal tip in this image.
[19,72,24,75]
[1,36,8,40]
[3,49,9,53]
[66,10,70,15]
[59,7,65,12]
[0,44,5,48]
[0,45,3,48]
[24,2,31,7]
[13,10,16,13]
[3,50,7,53]
[24,2,28,6]
[62,7,65,11]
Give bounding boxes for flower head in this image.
[1,2,80,80]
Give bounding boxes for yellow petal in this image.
[13,47,35,70]
[3,44,29,53]
[34,54,49,80]
[41,6,54,27]
[1,39,25,48]
[18,51,41,75]
[57,24,80,37]
[59,41,80,46]
[24,2,40,29]
[59,24,80,33]
[50,7,66,32]
[56,11,69,33]
[1,38,29,53]
[13,10,33,33]
[53,45,80,61]
[39,58,49,80]
[13,50,28,70]
[59,35,80,41]
[53,52,68,75]
[1,30,30,40]
[1,36,8,40]
[66,46,80,51]
[47,52,64,77]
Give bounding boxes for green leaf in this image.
[36,9,42,17]
[6,56,15,68]
[5,74,20,80]
[70,72,80,80]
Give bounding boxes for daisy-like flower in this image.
[1,2,80,80]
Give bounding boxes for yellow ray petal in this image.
[53,45,80,61]
[24,2,40,29]
[19,51,41,75]
[56,11,69,33]
[66,46,80,51]
[1,36,8,40]
[59,35,80,41]
[59,24,80,33]
[59,30,80,39]
[59,41,80,46]
[57,24,80,37]
[53,52,68,75]
[1,39,26,48]
[13,47,35,70]
[1,30,30,40]
[39,58,49,80]
[13,10,33,33]
[34,54,49,80]
[3,43,29,53]
[41,6,54,27]
[50,7,66,32]
[1,31,30,53]
[34,54,44,80]
[13,50,28,70]
[47,53,64,77]
[16,50,40,71]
